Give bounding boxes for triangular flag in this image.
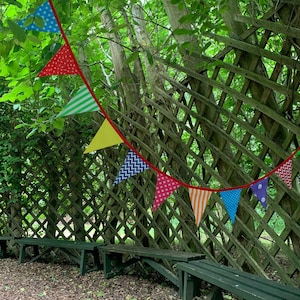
[38,44,80,77]
[18,1,60,33]
[153,173,180,212]
[84,119,123,154]
[113,150,149,185]
[188,188,212,226]
[220,189,242,224]
[57,86,99,118]
[250,177,268,210]
[275,159,292,189]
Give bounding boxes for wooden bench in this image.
[0,236,13,258]
[100,244,204,287]
[16,238,102,276]
[177,259,300,300]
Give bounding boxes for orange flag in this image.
[38,44,80,77]
[84,119,123,154]
[188,188,212,226]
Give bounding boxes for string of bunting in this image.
[18,0,300,225]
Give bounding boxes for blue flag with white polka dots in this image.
[220,189,242,224]
[113,150,149,185]
[250,177,268,210]
[18,1,60,33]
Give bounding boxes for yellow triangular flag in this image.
[84,119,123,153]
[188,188,212,226]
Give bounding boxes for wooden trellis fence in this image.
[0,0,300,289]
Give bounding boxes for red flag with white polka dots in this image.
[275,159,293,189]
[152,173,180,212]
[38,44,80,77]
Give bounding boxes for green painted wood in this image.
[16,238,102,275]
[177,260,300,300]
[101,244,204,261]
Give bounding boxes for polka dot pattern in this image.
[275,159,292,189]
[18,1,60,33]
[250,177,268,210]
[220,189,242,224]
[38,44,80,77]
[153,173,180,212]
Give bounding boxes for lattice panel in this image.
[1,1,300,289]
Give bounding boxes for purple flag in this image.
[250,177,268,210]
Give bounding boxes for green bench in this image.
[177,259,300,300]
[100,244,204,287]
[16,238,102,276]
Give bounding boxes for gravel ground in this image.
[0,258,181,300]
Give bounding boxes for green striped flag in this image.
[57,85,99,117]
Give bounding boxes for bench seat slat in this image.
[17,238,99,250]
[177,260,300,300]
[190,260,299,296]
[101,244,204,262]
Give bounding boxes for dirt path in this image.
[0,258,180,300]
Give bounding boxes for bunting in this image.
[189,188,212,226]
[153,173,180,212]
[18,1,60,33]
[220,189,242,224]
[250,177,268,210]
[275,159,292,189]
[15,1,300,226]
[57,86,99,118]
[38,44,80,77]
[113,150,149,185]
[84,119,123,154]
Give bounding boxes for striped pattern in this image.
[57,85,99,117]
[188,188,212,226]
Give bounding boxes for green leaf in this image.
[173,28,195,35]
[146,50,153,65]
[34,17,45,29]
[4,0,23,8]
[126,51,139,64]
[26,128,37,139]
[7,19,27,42]
[52,118,64,131]
[23,16,34,27]
[27,35,41,45]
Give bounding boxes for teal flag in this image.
[220,189,242,224]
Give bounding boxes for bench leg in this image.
[19,244,27,263]
[80,248,101,276]
[93,248,101,271]
[0,240,8,258]
[103,253,123,279]
[80,250,87,276]
[207,286,224,300]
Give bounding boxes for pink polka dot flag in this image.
[153,173,180,212]
[38,44,80,77]
[275,159,292,189]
